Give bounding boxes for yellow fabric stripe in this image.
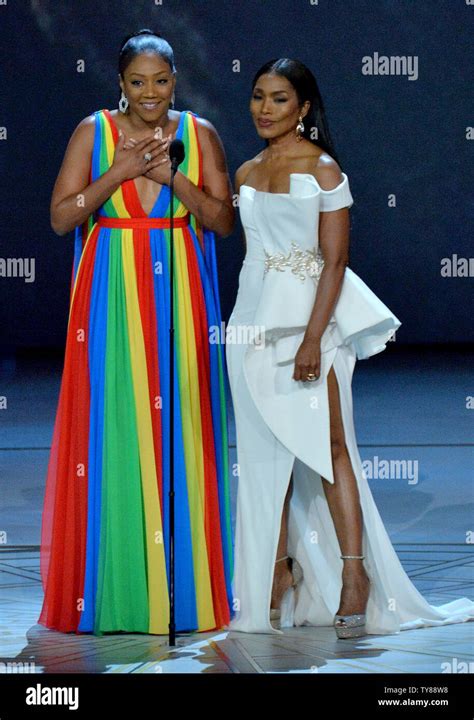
[121,230,169,633]
[173,228,215,628]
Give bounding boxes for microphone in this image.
[169,139,185,172]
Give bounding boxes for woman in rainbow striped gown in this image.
[38,30,235,635]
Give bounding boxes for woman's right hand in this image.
[111,131,168,183]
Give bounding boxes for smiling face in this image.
[250,72,310,141]
[119,52,176,122]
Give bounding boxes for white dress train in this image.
[226,172,474,636]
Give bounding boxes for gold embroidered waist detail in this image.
[263,241,324,282]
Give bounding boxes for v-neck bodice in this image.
[91,108,198,220]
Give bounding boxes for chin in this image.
[256,127,278,140]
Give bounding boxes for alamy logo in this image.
[362,52,418,81]
[25,684,79,711]
[0,257,35,282]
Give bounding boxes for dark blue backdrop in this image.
[1,0,472,348]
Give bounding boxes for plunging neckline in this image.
[105,109,185,217]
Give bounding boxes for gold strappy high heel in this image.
[270,555,304,629]
[334,554,370,639]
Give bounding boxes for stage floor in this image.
[1,345,473,673]
[1,545,473,674]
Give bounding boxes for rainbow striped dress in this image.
[39,108,234,635]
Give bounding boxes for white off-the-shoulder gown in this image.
[226,172,474,636]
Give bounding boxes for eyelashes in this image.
[252,95,287,103]
[130,79,169,86]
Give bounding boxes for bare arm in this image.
[303,159,350,342]
[171,118,235,237]
[293,157,350,382]
[50,116,167,236]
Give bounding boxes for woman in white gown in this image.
[226,58,474,638]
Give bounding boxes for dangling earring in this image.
[296,114,304,142]
[119,91,129,114]
[170,91,175,109]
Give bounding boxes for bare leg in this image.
[322,364,370,615]
[270,476,293,609]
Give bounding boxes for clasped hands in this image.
[112,127,173,186]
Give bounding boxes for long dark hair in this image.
[118,29,176,105]
[251,58,342,168]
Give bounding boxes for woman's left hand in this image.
[293,336,321,382]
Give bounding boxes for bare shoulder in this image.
[312,152,344,190]
[193,115,231,181]
[52,114,97,207]
[66,112,96,152]
[234,154,263,192]
[194,115,222,145]
[194,115,229,164]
